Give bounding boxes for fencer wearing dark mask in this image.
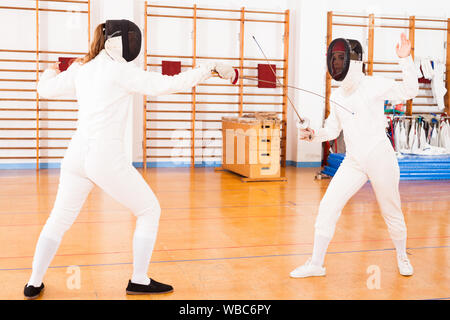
[292,33,418,279]
[24,20,238,299]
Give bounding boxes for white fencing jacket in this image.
[37,49,214,140]
[313,55,419,162]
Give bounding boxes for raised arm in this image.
[37,62,80,98]
[374,33,419,101]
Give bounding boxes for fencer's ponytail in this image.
[76,23,106,65]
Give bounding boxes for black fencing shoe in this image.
[24,283,45,300]
[126,279,173,295]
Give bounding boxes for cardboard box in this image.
[221,115,281,179]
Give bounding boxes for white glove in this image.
[298,128,315,142]
[214,62,239,84]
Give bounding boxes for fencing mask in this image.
[327,38,363,81]
[104,19,142,62]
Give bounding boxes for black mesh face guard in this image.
[327,38,363,81]
[105,20,142,62]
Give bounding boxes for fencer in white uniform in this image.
[292,33,418,278]
[24,20,238,299]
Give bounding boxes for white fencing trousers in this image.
[30,134,161,285]
[315,139,407,241]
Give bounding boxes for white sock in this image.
[311,233,332,267]
[393,238,407,258]
[131,234,156,285]
[28,236,60,287]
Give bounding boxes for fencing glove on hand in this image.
[214,62,239,85]
[298,127,315,142]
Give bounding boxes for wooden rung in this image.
[415,26,447,31]
[146,146,220,149]
[332,23,368,27]
[0,69,44,73]
[0,108,78,112]
[38,109,79,112]
[415,17,448,23]
[0,157,37,159]
[0,156,66,160]
[377,25,410,29]
[0,98,35,101]
[40,99,77,102]
[243,102,284,105]
[173,92,283,96]
[371,61,399,65]
[0,89,36,92]
[147,54,285,62]
[146,156,191,159]
[147,110,191,113]
[0,59,56,64]
[146,4,284,15]
[245,9,285,15]
[243,93,284,96]
[197,16,240,22]
[0,147,67,150]
[147,119,191,122]
[0,137,71,140]
[148,101,240,105]
[0,118,77,121]
[332,14,368,19]
[146,128,220,131]
[38,50,86,55]
[0,79,36,82]
[199,83,259,87]
[148,119,222,123]
[243,75,284,80]
[147,13,284,23]
[0,128,75,130]
[0,49,85,55]
[147,14,193,19]
[373,70,402,73]
[147,137,222,140]
[148,64,193,68]
[146,156,222,159]
[147,110,240,114]
[244,19,285,23]
[38,156,64,159]
[0,98,76,102]
[146,4,200,10]
[376,16,409,21]
[39,0,89,4]
[0,6,88,14]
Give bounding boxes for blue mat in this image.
[322,153,450,181]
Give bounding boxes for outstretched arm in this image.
[37,62,79,98]
[117,63,217,96]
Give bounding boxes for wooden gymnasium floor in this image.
[0,166,448,300]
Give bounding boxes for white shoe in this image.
[397,255,414,276]
[290,258,326,278]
